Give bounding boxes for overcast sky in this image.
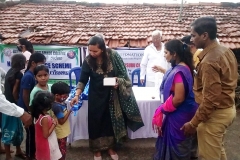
[74,0,239,3]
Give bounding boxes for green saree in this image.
[109,50,144,143]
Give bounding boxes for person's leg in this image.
[190,133,198,159]
[25,124,36,160]
[0,113,5,154]
[197,107,235,160]
[15,145,26,159]
[198,122,225,160]
[0,144,5,153]
[25,127,30,159]
[108,148,117,155]
[0,138,6,154]
[220,130,227,160]
[94,151,102,158]
[58,137,67,160]
[13,118,26,159]
[4,144,11,160]
[108,148,118,160]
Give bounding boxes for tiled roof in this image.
[0,2,240,49]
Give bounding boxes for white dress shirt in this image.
[0,67,24,117]
[140,43,170,85]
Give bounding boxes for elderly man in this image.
[140,30,169,87]
[181,17,238,160]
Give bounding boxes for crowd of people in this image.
[145,17,238,160]
[0,16,238,160]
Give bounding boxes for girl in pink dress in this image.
[31,90,62,160]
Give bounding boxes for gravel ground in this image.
[1,110,239,160]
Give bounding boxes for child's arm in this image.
[22,75,34,112]
[52,103,72,125]
[58,110,72,125]
[23,89,31,111]
[41,117,57,139]
[12,79,21,102]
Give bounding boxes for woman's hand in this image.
[70,96,79,106]
[153,124,162,137]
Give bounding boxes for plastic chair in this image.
[131,68,146,87]
[69,67,81,89]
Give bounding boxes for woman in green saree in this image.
[70,36,144,160]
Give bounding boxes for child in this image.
[51,82,71,160]
[2,54,26,160]
[29,64,51,106]
[31,90,62,160]
[18,53,46,160]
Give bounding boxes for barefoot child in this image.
[2,54,26,160]
[31,91,62,160]
[51,82,71,160]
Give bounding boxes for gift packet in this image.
[103,77,116,86]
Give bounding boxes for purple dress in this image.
[154,65,198,160]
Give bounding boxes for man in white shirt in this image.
[0,67,32,127]
[140,30,170,87]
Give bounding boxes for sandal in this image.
[94,156,102,160]
[15,153,27,159]
[110,154,119,160]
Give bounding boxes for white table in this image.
[67,87,161,143]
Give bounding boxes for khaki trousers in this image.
[197,106,236,160]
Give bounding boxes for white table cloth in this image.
[67,87,161,143]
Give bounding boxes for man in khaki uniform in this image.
[181,17,238,160]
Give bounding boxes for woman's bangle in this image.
[75,94,80,97]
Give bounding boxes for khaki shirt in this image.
[191,41,238,126]
[193,49,201,67]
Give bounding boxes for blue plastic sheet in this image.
[68,81,89,116]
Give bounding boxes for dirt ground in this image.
[1,110,239,160]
